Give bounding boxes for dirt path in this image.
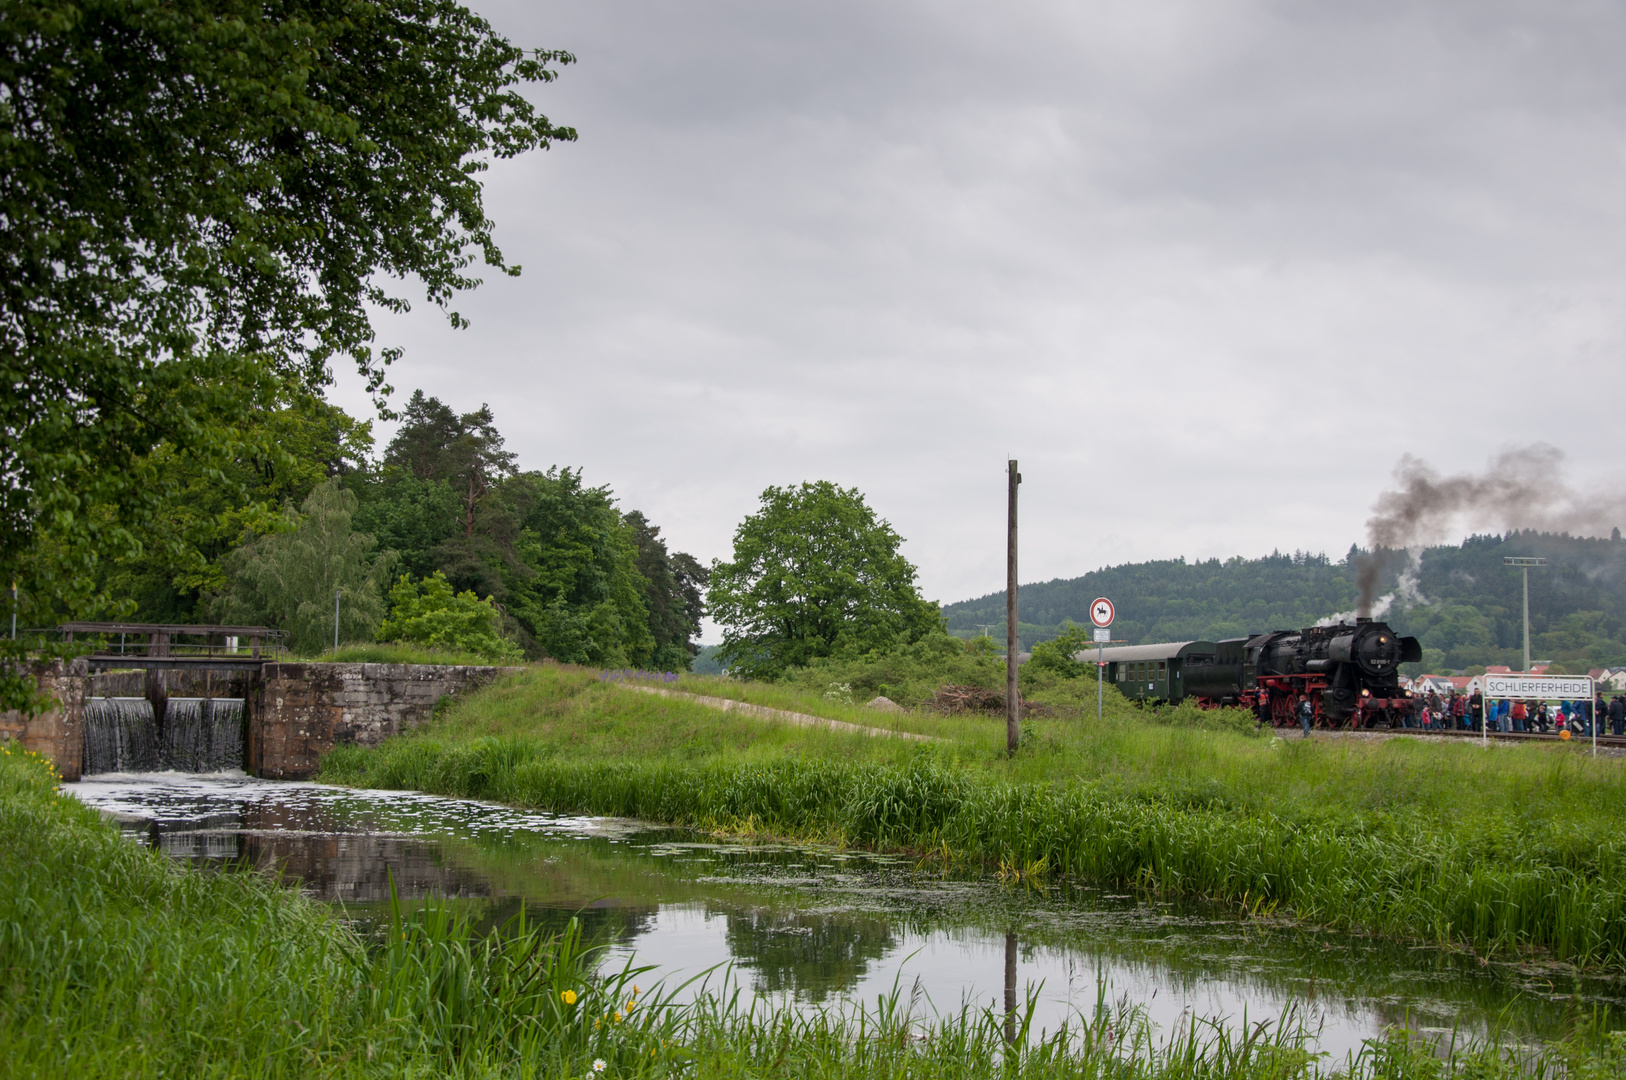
[618,685,939,743]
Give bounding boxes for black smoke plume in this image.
[1356,444,1626,616]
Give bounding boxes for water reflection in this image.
[724,909,898,1002]
[69,772,1626,1061]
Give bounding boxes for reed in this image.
[319,665,1626,971]
[0,744,669,1077]
[5,745,1624,1076]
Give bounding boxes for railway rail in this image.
[1321,724,1626,749]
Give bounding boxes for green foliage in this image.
[380,391,518,560]
[378,572,522,664]
[354,398,684,667]
[626,510,709,672]
[709,481,941,680]
[0,0,573,708]
[503,468,655,667]
[778,632,1004,707]
[101,383,375,624]
[350,473,464,581]
[1027,623,1096,678]
[215,480,394,653]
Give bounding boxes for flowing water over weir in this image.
[68,773,1626,1063]
[81,697,244,774]
[161,698,245,772]
[81,698,160,774]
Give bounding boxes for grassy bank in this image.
[317,642,506,666]
[322,665,1626,971]
[0,744,651,1077]
[15,745,1618,1077]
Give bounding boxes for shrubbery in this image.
[378,572,523,664]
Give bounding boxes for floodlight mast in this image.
[1503,557,1546,673]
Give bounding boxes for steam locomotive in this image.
[1091,617,1424,728]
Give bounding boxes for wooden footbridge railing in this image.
[58,622,287,671]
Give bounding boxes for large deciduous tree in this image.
[0,0,571,703]
[214,479,395,654]
[506,468,653,668]
[626,510,709,672]
[708,482,940,680]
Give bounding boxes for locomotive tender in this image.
[1086,617,1423,728]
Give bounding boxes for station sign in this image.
[1481,673,1594,701]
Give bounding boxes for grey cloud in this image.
[333,1,1626,622]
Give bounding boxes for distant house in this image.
[1412,675,1458,696]
[1596,668,1626,691]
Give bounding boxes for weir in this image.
[82,698,160,774]
[81,696,247,774]
[2,639,519,780]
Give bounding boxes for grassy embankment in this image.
[11,744,1598,1078]
[322,664,1626,972]
[316,643,508,666]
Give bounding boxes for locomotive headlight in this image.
[1361,689,1370,697]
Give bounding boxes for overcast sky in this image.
[330,0,1626,623]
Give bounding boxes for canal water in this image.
[70,772,1625,1061]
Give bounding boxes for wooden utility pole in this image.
[1007,459,1021,755]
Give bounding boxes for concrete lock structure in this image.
[0,655,519,782]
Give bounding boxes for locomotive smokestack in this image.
[1356,444,1626,614]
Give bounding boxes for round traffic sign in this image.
[1090,597,1115,627]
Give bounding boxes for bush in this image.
[1027,624,1096,678]
[378,572,523,664]
[777,632,1004,707]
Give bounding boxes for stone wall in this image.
[0,659,88,781]
[248,662,519,780]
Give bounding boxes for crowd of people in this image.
[1407,689,1626,737]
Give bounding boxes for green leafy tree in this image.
[377,572,521,663]
[505,469,653,667]
[1026,624,1097,679]
[626,510,709,672]
[102,384,374,623]
[214,478,395,650]
[0,0,572,706]
[214,480,395,653]
[708,482,940,680]
[350,475,464,582]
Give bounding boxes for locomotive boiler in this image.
[1091,618,1423,728]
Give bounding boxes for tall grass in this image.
[6,745,1625,1076]
[320,665,1626,971]
[314,642,513,666]
[0,744,663,1077]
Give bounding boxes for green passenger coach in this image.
[1087,641,1220,704]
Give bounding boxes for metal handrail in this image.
[52,622,288,660]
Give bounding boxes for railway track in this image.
[1283,723,1626,749]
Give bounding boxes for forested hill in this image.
[942,532,1626,673]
